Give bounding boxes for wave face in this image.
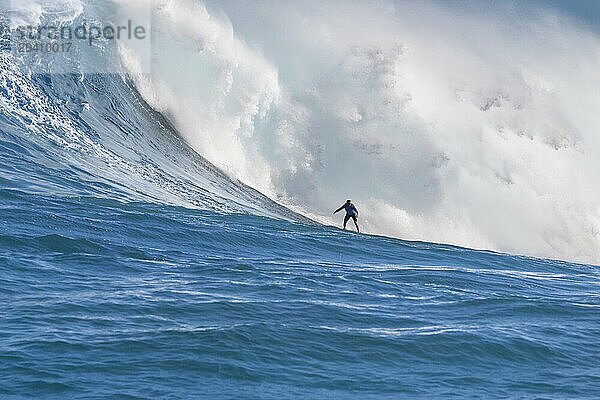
[1,1,600,398]
[3,0,598,264]
[0,0,306,222]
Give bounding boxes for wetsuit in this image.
[343,204,358,225]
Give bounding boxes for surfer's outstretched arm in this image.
[333,205,345,214]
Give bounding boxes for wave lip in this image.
[2,0,599,263]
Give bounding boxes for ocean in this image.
[1,1,600,398]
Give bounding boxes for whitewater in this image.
[1,0,599,398]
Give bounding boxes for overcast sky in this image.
[429,0,600,33]
[541,0,600,27]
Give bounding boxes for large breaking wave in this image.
[2,0,599,264]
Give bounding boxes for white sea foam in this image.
[115,0,600,264]
[5,0,83,27]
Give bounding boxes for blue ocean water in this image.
[3,188,600,399]
[1,4,600,399]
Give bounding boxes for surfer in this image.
[334,200,360,232]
